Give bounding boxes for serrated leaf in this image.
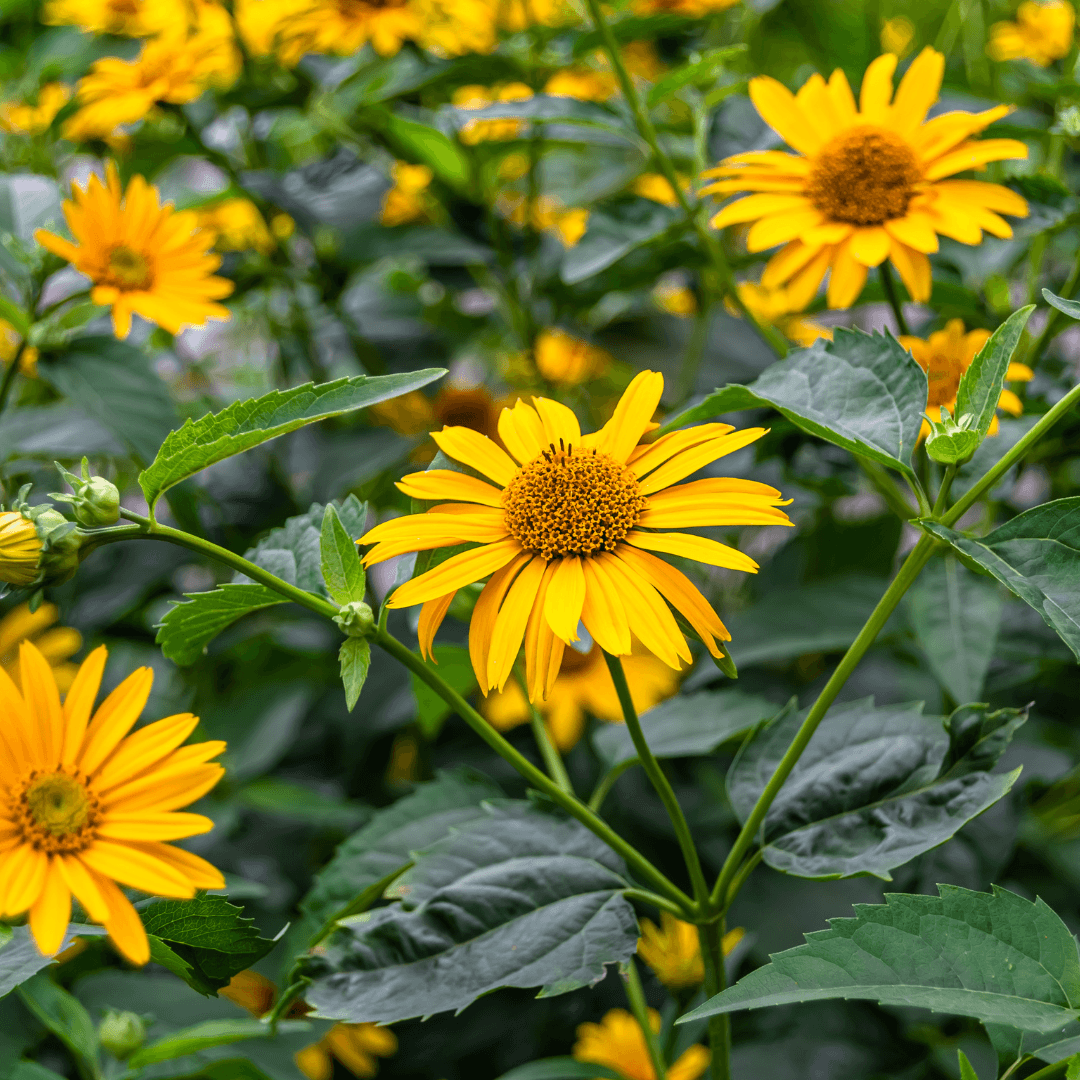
[321,503,366,605]
[18,977,98,1069]
[683,885,1080,1032]
[921,498,1080,661]
[727,698,1025,879]
[660,330,927,481]
[954,306,1033,439]
[0,924,107,999]
[139,370,443,509]
[127,1019,299,1068]
[156,583,286,666]
[339,636,371,712]
[302,802,637,1023]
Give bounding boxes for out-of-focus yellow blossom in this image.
[632,172,690,207]
[369,384,505,442]
[534,327,611,385]
[652,277,697,318]
[455,83,533,144]
[880,15,916,56]
[197,198,275,253]
[0,83,72,135]
[574,1009,710,1080]
[0,602,82,696]
[633,0,737,17]
[296,1023,398,1080]
[484,643,680,751]
[271,213,296,239]
[413,0,506,56]
[989,1,1075,65]
[234,0,310,61]
[386,731,421,784]
[545,67,618,102]
[41,0,188,36]
[500,193,588,246]
[637,913,744,991]
[380,161,434,226]
[219,968,279,1016]
[0,321,39,377]
[732,281,831,347]
[275,0,424,61]
[498,0,571,31]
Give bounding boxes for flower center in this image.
[919,350,964,409]
[805,125,922,226]
[502,443,645,559]
[16,770,99,854]
[106,246,153,290]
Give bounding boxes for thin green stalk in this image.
[0,345,25,423]
[514,662,574,796]
[1019,1061,1069,1080]
[855,457,918,521]
[674,302,712,407]
[1025,243,1080,369]
[623,887,688,919]
[603,651,709,908]
[698,919,730,1080]
[263,979,309,1033]
[721,849,762,909]
[588,758,637,812]
[879,262,911,336]
[623,958,667,1080]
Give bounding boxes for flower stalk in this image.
[623,957,668,1080]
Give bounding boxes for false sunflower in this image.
[989,1,1075,66]
[0,602,82,695]
[0,643,225,964]
[359,371,791,700]
[636,914,744,991]
[703,47,1030,308]
[35,163,233,340]
[574,1008,709,1080]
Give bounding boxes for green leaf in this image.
[0,924,107,999]
[661,330,927,481]
[237,778,371,829]
[560,200,677,285]
[18,977,98,1070]
[908,555,1005,704]
[682,885,1080,1032]
[156,583,287,666]
[0,294,30,335]
[302,802,637,1022]
[646,44,747,105]
[954,306,1034,438]
[727,698,1025,880]
[921,498,1080,661]
[140,895,276,997]
[411,644,477,738]
[1043,287,1080,321]
[321,503,366,605]
[339,636,371,712]
[383,111,471,190]
[8,1062,68,1080]
[139,370,443,510]
[496,1060,621,1080]
[592,689,775,766]
[166,1059,276,1080]
[957,1049,980,1080]
[127,1019,303,1068]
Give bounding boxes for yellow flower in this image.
[880,15,916,56]
[484,642,678,750]
[455,83,534,144]
[234,0,310,61]
[196,198,275,253]
[732,281,832,347]
[295,1022,397,1080]
[899,318,1033,438]
[501,193,589,247]
[41,0,188,36]
[989,1,1075,65]
[497,0,571,31]
[0,322,39,378]
[633,0,737,17]
[269,0,425,61]
[359,370,791,701]
[574,1008,710,1080]
[652,277,697,318]
[703,48,1029,309]
[219,968,279,1016]
[414,0,507,56]
[0,603,82,696]
[632,173,690,207]
[0,642,225,965]
[545,67,618,102]
[534,328,611,386]
[271,212,296,239]
[637,914,744,991]
[369,384,506,442]
[385,731,421,784]
[0,83,72,136]
[0,513,42,588]
[380,161,434,227]
[35,163,233,340]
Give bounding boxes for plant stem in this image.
[263,979,309,1033]
[879,262,911,336]
[623,958,668,1080]
[603,651,710,909]
[1019,1061,1069,1080]
[514,663,574,796]
[0,346,25,423]
[588,758,637,812]
[698,918,731,1080]
[579,0,786,359]
[1025,243,1080,369]
[674,303,712,407]
[623,888,690,919]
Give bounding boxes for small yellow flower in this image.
[0,322,38,378]
[732,281,832,347]
[534,328,611,386]
[989,1,1075,65]
[41,0,188,36]
[633,0,737,17]
[455,83,534,144]
[219,968,278,1016]
[295,1022,397,1080]
[369,385,505,442]
[545,67,618,102]
[574,1008,710,1080]
[271,212,296,239]
[500,194,589,247]
[899,319,1033,438]
[234,0,311,61]
[0,513,42,587]
[0,643,226,964]
[652,277,697,318]
[0,602,82,695]
[0,83,72,136]
[196,198,276,254]
[632,173,690,207]
[35,163,233,340]
[385,731,421,784]
[380,161,435,227]
[880,15,916,56]
[637,913,744,991]
[273,0,424,60]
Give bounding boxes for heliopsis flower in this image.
[35,163,233,340]
[484,643,679,750]
[234,0,311,62]
[637,913,744,991]
[380,162,434,227]
[0,643,225,964]
[454,83,534,144]
[0,84,72,136]
[880,15,916,56]
[899,319,1033,438]
[633,0,737,17]
[413,0,506,56]
[501,194,589,247]
[0,322,38,378]
[730,281,831,347]
[196,198,275,253]
[0,514,42,588]
[219,967,279,1016]
[989,1,1075,65]
[703,48,1029,309]
[574,1008,710,1080]
[295,1022,397,1080]
[545,67,618,102]
[653,276,697,318]
[41,0,188,36]
[0,603,82,696]
[632,173,691,207]
[359,370,791,701]
[369,384,505,441]
[274,0,424,60]
[534,328,611,386]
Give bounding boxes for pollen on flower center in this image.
[806,125,922,225]
[502,443,645,559]
[17,770,100,854]
[106,245,153,290]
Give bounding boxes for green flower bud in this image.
[924,406,981,466]
[98,1009,147,1060]
[4,486,88,588]
[51,458,121,527]
[334,599,375,637]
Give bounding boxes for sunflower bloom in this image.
[633,0,736,15]
[574,1008,709,1080]
[989,1,1075,66]
[454,83,534,144]
[0,321,38,378]
[899,319,1033,438]
[267,0,425,60]
[0,83,72,136]
[703,48,1030,309]
[359,371,791,701]
[35,164,233,340]
[637,913,744,991]
[0,603,82,695]
[0,643,225,965]
[295,1022,398,1080]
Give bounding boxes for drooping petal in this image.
[418,592,456,662]
[544,556,585,645]
[0,845,48,916]
[28,858,71,957]
[486,556,546,692]
[848,226,891,268]
[57,855,110,923]
[139,842,225,890]
[469,551,533,691]
[579,558,632,656]
[826,239,868,308]
[90,870,150,965]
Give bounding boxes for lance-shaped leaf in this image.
[18,977,98,1069]
[1044,287,1080,321]
[321,503,366,605]
[659,329,928,482]
[682,885,1080,1033]
[139,370,443,510]
[338,637,371,712]
[127,1019,300,1068]
[954,306,1034,439]
[156,584,286,666]
[302,802,637,1023]
[727,698,1025,880]
[922,498,1080,661]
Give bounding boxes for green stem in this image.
[623,958,667,1080]
[674,302,712,407]
[263,979,309,1034]
[514,662,574,796]
[603,651,709,909]
[1025,243,1080,369]
[1019,1061,1069,1080]
[579,0,786,359]
[879,262,911,336]
[698,918,730,1080]
[623,888,689,919]
[721,849,763,909]
[588,758,637,813]
[855,457,918,521]
[0,344,25,423]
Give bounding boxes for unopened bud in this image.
[0,509,42,586]
[924,406,981,465]
[98,1009,147,1059]
[3,485,89,588]
[51,458,120,527]
[334,600,375,637]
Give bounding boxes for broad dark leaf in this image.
[155,584,286,666]
[17,978,98,1069]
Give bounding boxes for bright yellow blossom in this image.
[501,194,589,247]
[197,198,276,253]
[989,1,1075,65]
[295,1022,398,1080]
[732,281,832,346]
[0,603,82,696]
[380,162,435,227]
[0,322,38,378]
[41,0,188,36]
[633,173,690,207]
[0,84,72,136]
[574,1008,710,1080]
[534,328,612,385]
[637,913,745,991]
[455,83,533,144]
[633,0,737,17]
[880,15,916,56]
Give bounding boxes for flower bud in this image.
[98,1009,147,1059]
[1,485,88,589]
[51,458,121,527]
[334,599,375,637]
[924,407,982,466]
[0,510,43,586]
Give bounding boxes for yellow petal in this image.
[890,47,945,135]
[78,666,154,777]
[888,241,932,303]
[638,429,768,495]
[97,811,215,841]
[20,641,63,765]
[29,858,71,957]
[746,209,824,253]
[709,194,813,230]
[92,871,150,966]
[498,400,547,465]
[580,559,632,656]
[389,538,522,608]
[430,427,518,486]
[595,370,665,463]
[487,556,545,692]
[544,556,585,645]
[418,592,456,662]
[58,855,110,923]
[625,530,758,573]
[60,645,107,767]
[748,76,823,156]
[93,713,200,792]
[858,52,898,123]
[469,551,533,690]
[532,395,581,448]
[81,840,196,898]
[826,240,868,308]
[396,471,505,508]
